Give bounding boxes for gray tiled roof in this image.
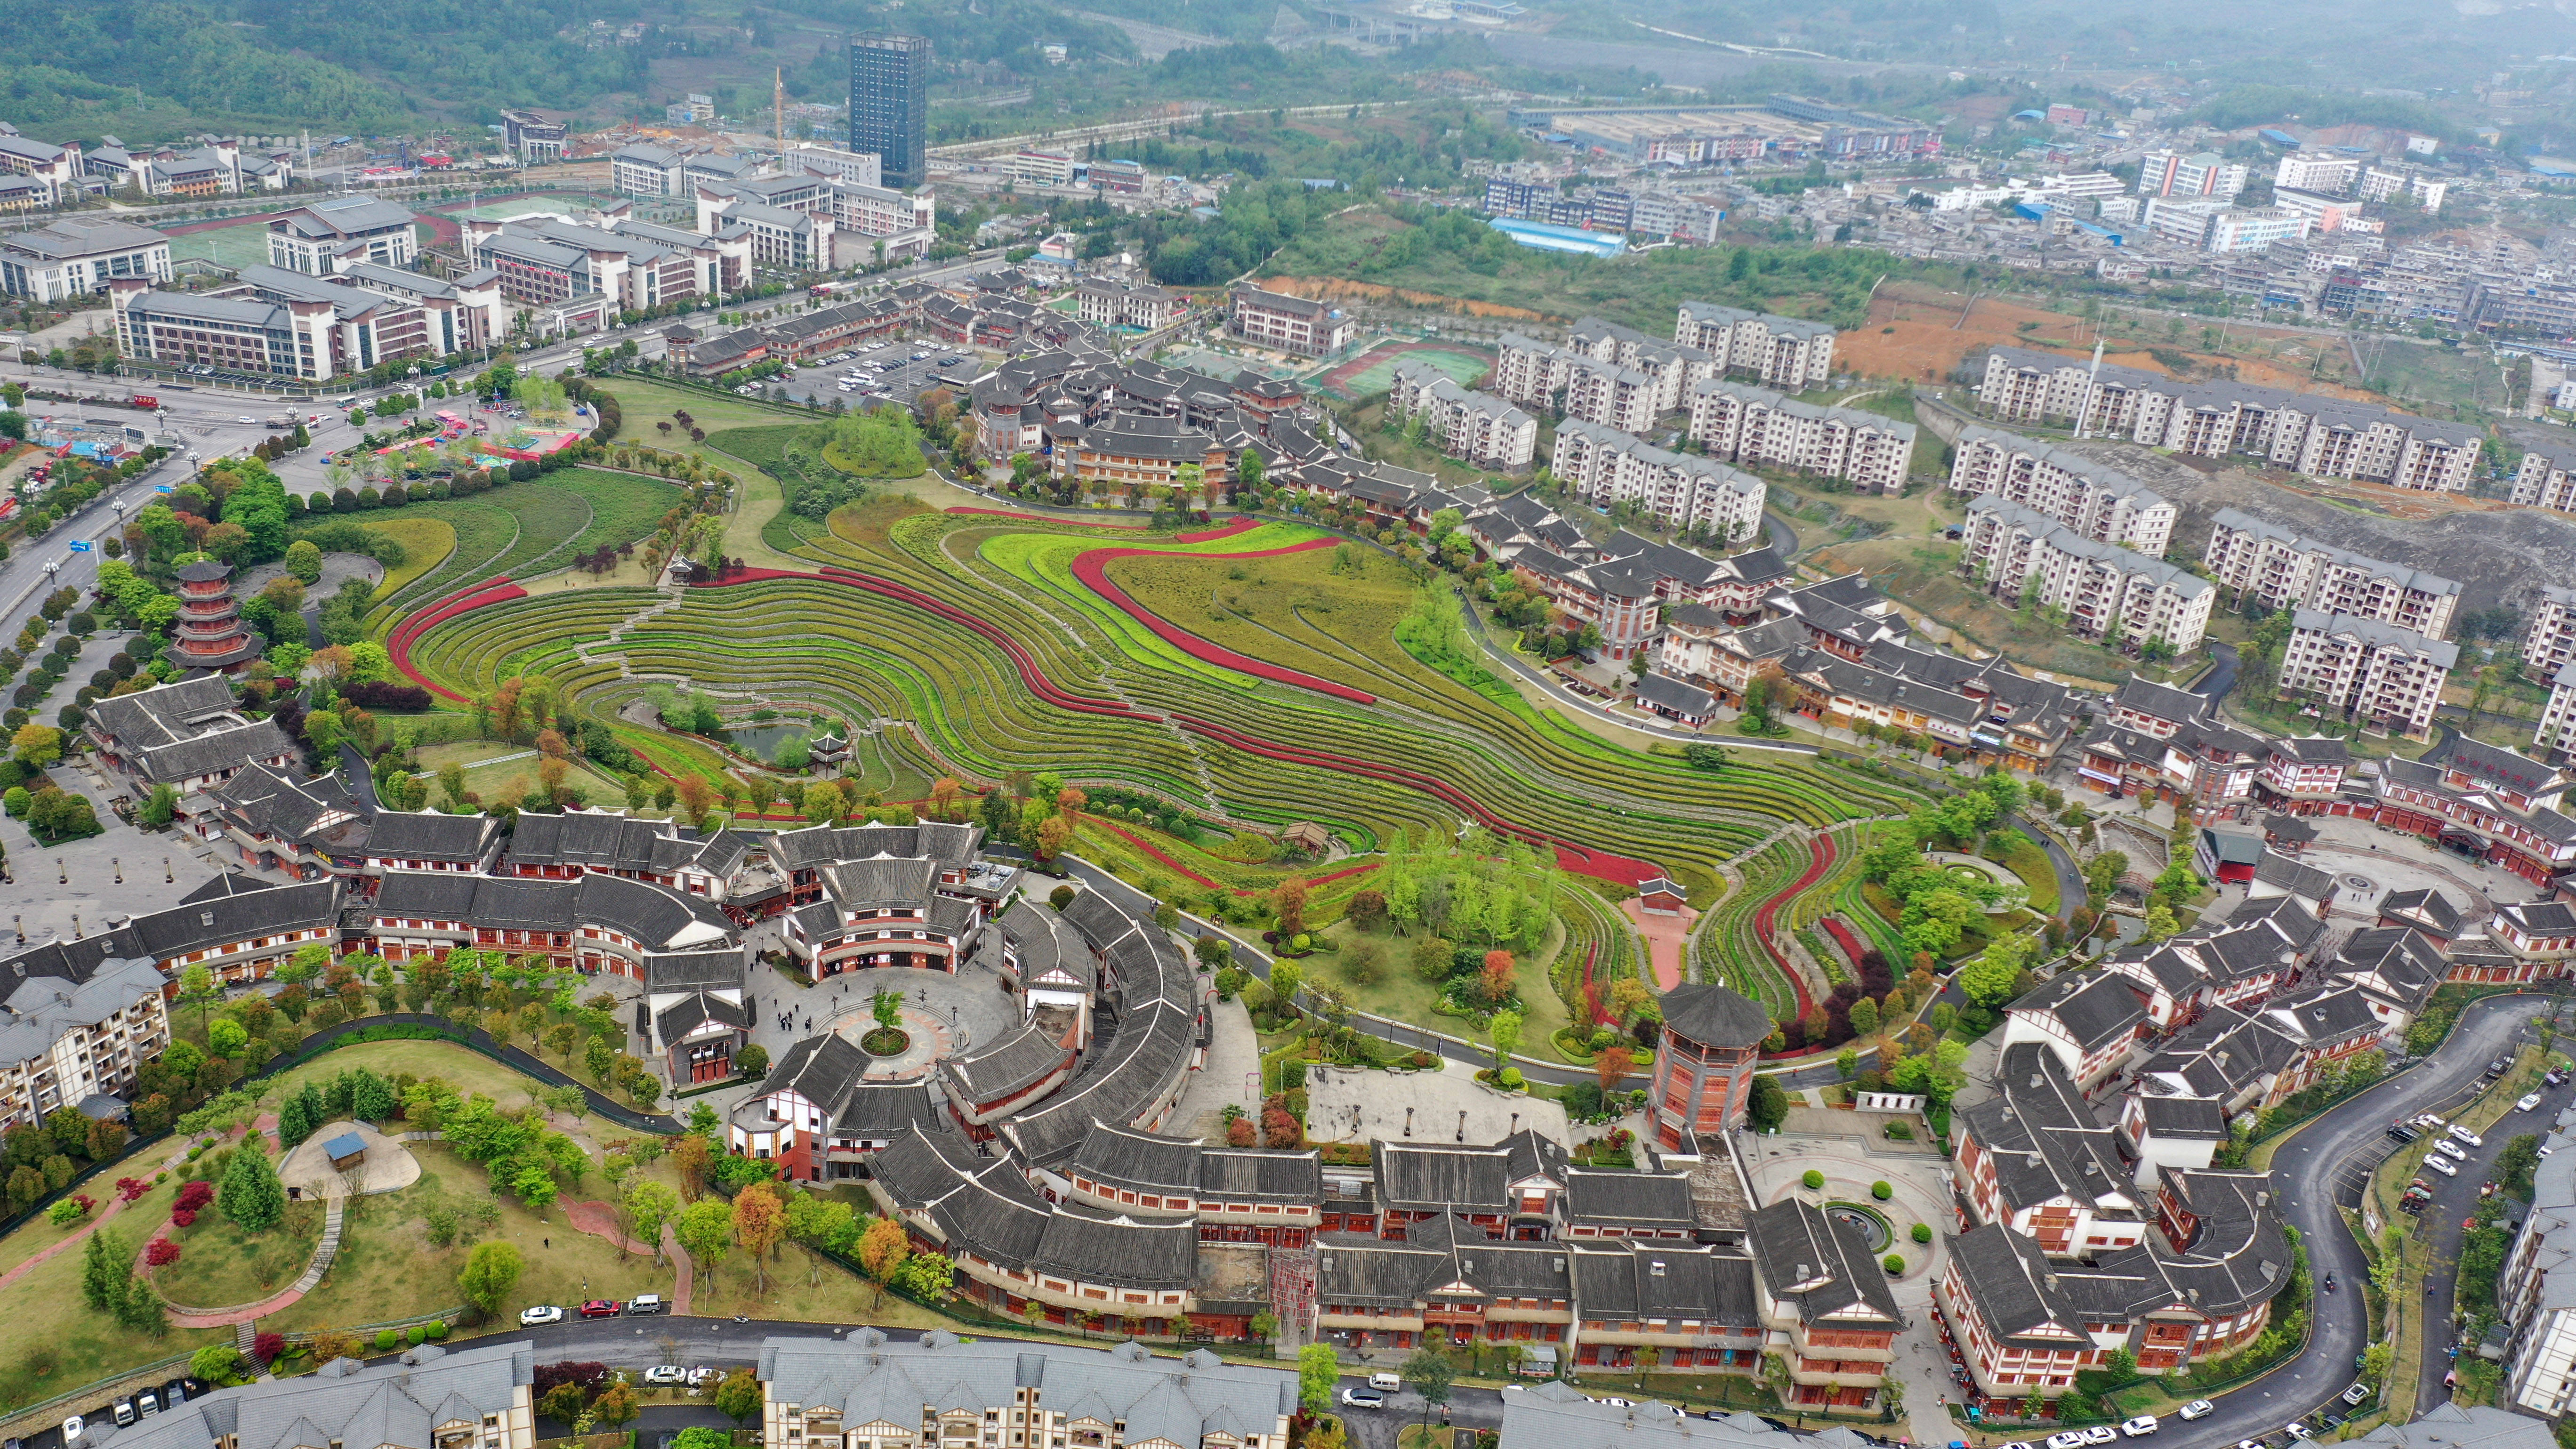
[112,1339,531,1449]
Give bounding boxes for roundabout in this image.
[1924,851,2029,913]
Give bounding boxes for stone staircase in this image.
[575,585,693,681]
[290,1194,346,1294]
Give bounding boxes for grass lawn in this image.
[413,741,531,771]
[257,1039,566,1112]
[150,1199,326,1309]
[365,516,460,603]
[0,1174,224,1405]
[1997,834,2059,915]
[1310,918,1570,1056]
[456,754,628,811]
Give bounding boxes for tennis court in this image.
[1318,340,1493,399]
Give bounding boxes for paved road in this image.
[1764,510,1800,559]
[2003,809,2083,926]
[2195,642,2241,704]
[2168,993,2545,1449]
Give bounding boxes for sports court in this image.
[1316,339,1493,399]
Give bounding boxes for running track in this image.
[387,564,1666,887]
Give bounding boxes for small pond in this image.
[725,724,811,764]
[1823,1202,1892,1252]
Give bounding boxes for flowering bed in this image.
[386,577,527,701]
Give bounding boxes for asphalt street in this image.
[2171,992,2548,1449]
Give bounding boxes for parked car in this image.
[580,1300,623,1318]
[1340,1389,1385,1410]
[2287,1421,2313,1439]
[2450,1125,2484,1148]
[2342,1383,2372,1406]
[627,1295,667,1315]
[2045,1434,2088,1449]
[2489,1058,2514,1077]
[643,1367,687,1386]
[2119,1418,2158,1438]
[2178,1402,2214,1421]
[2082,1428,2117,1445]
[2436,1139,2471,1160]
[688,1368,723,1388]
[2425,1154,2460,1175]
[2522,1093,2546,1112]
[137,1392,159,1417]
[1599,1399,1634,1409]
[61,1416,82,1444]
[519,1305,564,1327]
[2386,1125,2420,1143]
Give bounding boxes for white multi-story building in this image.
[1570,316,1717,412]
[1012,149,1078,187]
[822,181,936,262]
[1550,419,1765,539]
[0,132,83,206]
[1228,284,1355,355]
[2503,1121,2576,1414]
[2275,154,2362,194]
[2276,609,2457,740]
[1562,354,1661,435]
[0,218,171,303]
[1672,300,1836,389]
[1688,378,1915,494]
[2528,588,2576,685]
[266,195,421,274]
[2534,662,2576,762]
[2207,207,2313,254]
[0,951,169,1131]
[1386,359,1538,471]
[2513,435,2576,515]
[1975,347,2483,492]
[2361,166,2447,214]
[1947,426,2174,554]
[1960,495,2214,656]
[2200,509,2460,639]
[2141,197,2231,249]
[1075,280,1183,332]
[782,142,883,188]
[2137,150,2248,199]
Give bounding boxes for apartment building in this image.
[1946,426,2174,554]
[1075,280,1183,332]
[1570,315,1717,412]
[114,1337,538,1449]
[781,142,883,189]
[1687,378,1915,494]
[266,195,421,274]
[823,181,937,261]
[108,276,343,381]
[1672,300,1836,388]
[1959,495,2215,656]
[1012,149,1078,188]
[2200,509,2460,638]
[1975,347,2483,491]
[1561,354,1662,435]
[2530,588,2576,691]
[0,132,82,206]
[2275,153,2363,194]
[463,213,748,313]
[2532,661,2576,762]
[2209,208,2313,254]
[2506,1140,2576,1416]
[2140,197,2232,250]
[2512,434,2576,515]
[0,218,171,303]
[0,951,169,1131]
[2275,609,2456,740]
[1386,360,1538,471]
[2136,150,2248,199]
[758,1332,1296,1449]
[1550,419,1765,538]
[1227,284,1355,355]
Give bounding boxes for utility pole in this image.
[775,67,787,159]
[2075,336,2104,440]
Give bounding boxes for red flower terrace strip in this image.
[1068,538,1373,705]
[388,577,526,702]
[1089,815,1382,898]
[693,566,1666,889]
[1748,833,1830,1020]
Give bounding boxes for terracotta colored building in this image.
[1649,982,1771,1148]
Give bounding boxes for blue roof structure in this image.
[2261,129,2300,146]
[1487,217,1626,258]
[322,1132,365,1159]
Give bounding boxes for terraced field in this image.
[391,401,1928,984]
[359,471,682,635]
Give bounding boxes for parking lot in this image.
[753,339,988,410]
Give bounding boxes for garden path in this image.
[559,1199,693,1316]
[149,1184,346,1328]
[1619,897,1698,990]
[0,1130,204,1294]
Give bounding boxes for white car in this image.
[2046,1435,2088,1449]
[2435,1138,2471,1160]
[643,1366,687,1385]
[235,415,257,424]
[2120,1417,2159,1438]
[2342,1382,2372,1406]
[63,1416,84,1444]
[2286,1422,2313,1440]
[518,1305,564,1327]
[1339,1389,1385,1410]
[2425,1153,2460,1175]
[2082,1428,2117,1445]
[2177,1402,2214,1421]
[688,1367,723,1387]
[2450,1125,2484,1148]
[2521,1093,2546,1112]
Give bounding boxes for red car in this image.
[580,1300,622,1319]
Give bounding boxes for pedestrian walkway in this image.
[558,1198,693,1315]
[0,1128,208,1293]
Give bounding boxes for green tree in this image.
[457,1240,525,1319]
[218,1140,286,1231]
[627,1179,680,1264]
[1296,1344,1340,1415]
[1401,1346,1454,1436]
[714,1371,763,1425]
[676,1199,734,1286]
[1488,1008,1522,1071]
[1748,1072,1790,1132]
[190,1344,244,1385]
